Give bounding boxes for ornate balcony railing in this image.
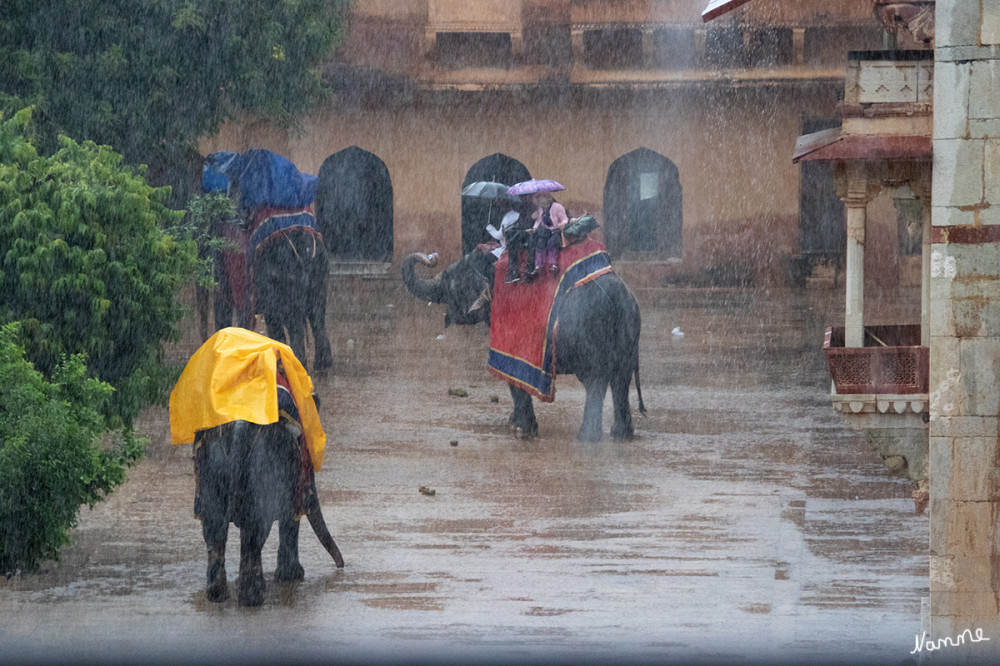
[823,325,928,395]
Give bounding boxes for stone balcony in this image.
[823,325,928,417]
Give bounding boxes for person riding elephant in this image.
[491,199,535,284]
[401,240,644,442]
[528,192,569,277]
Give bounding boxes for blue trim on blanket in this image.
[488,250,613,399]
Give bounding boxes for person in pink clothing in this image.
[529,192,568,276]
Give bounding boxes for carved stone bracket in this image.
[834,162,883,208]
[874,1,935,47]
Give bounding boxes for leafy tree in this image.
[0,0,348,171]
[0,322,141,576]
[0,108,198,425]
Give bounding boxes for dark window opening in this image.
[583,28,644,69]
[652,28,696,69]
[705,26,746,68]
[524,25,572,66]
[747,27,793,67]
[316,147,393,263]
[437,32,513,69]
[603,148,682,259]
[804,26,883,67]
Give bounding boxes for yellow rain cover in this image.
[169,327,326,471]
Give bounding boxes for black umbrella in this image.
[461,181,520,231]
[461,181,521,201]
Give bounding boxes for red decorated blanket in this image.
[488,237,614,401]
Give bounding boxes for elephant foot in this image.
[238,566,266,607]
[610,424,635,442]
[513,424,538,440]
[577,428,603,443]
[206,550,228,603]
[206,572,229,603]
[509,414,538,440]
[313,353,333,374]
[274,561,305,582]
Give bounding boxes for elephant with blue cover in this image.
[204,150,333,373]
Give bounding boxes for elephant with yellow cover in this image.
[170,327,343,606]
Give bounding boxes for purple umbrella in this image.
[506,179,565,196]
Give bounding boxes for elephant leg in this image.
[609,373,635,441]
[307,281,333,374]
[202,522,229,603]
[285,317,308,369]
[275,517,305,582]
[237,522,271,607]
[199,440,230,603]
[264,316,287,345]
[579,376,608,442]
[508,385,538,439]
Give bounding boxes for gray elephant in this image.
[196,419,344,606]
[402,247,645,442]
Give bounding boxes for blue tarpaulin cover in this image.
[206,148,316,209]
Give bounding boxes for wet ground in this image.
[0,279,928,665]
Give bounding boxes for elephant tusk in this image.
[467,285,492,314]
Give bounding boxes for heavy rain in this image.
[1,1,987,665]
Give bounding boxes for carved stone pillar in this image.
[571,27,585,66]
[792,28,805,66]
[835,162,881,348]
[693,28,706,69]
[641,25,654,67]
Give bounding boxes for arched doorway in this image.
[461,153,531,255]
[315,147,393,262]
[603,148,682,259]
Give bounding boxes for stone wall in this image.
[930,0,1000,653]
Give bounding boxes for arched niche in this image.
[316,147,393,262]
[603,148,682,259]
[461,153,531,255]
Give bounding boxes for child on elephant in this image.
[529,192,569,276]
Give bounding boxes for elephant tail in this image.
[634,361,647,415]
[305,470,345,568]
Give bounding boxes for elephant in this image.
[402,248,645,442]
[195,418,344,606]
[251,226,334,375]
[204,149,333,374]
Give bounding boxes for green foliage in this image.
[0,109,198,425]
[0,0,349,166]
[0,323,142,576]
[172,192,240,290]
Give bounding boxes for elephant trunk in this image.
[401,252,444,303]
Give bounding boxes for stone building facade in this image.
[202,0,906,287]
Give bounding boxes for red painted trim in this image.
[931,225,1000,244]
